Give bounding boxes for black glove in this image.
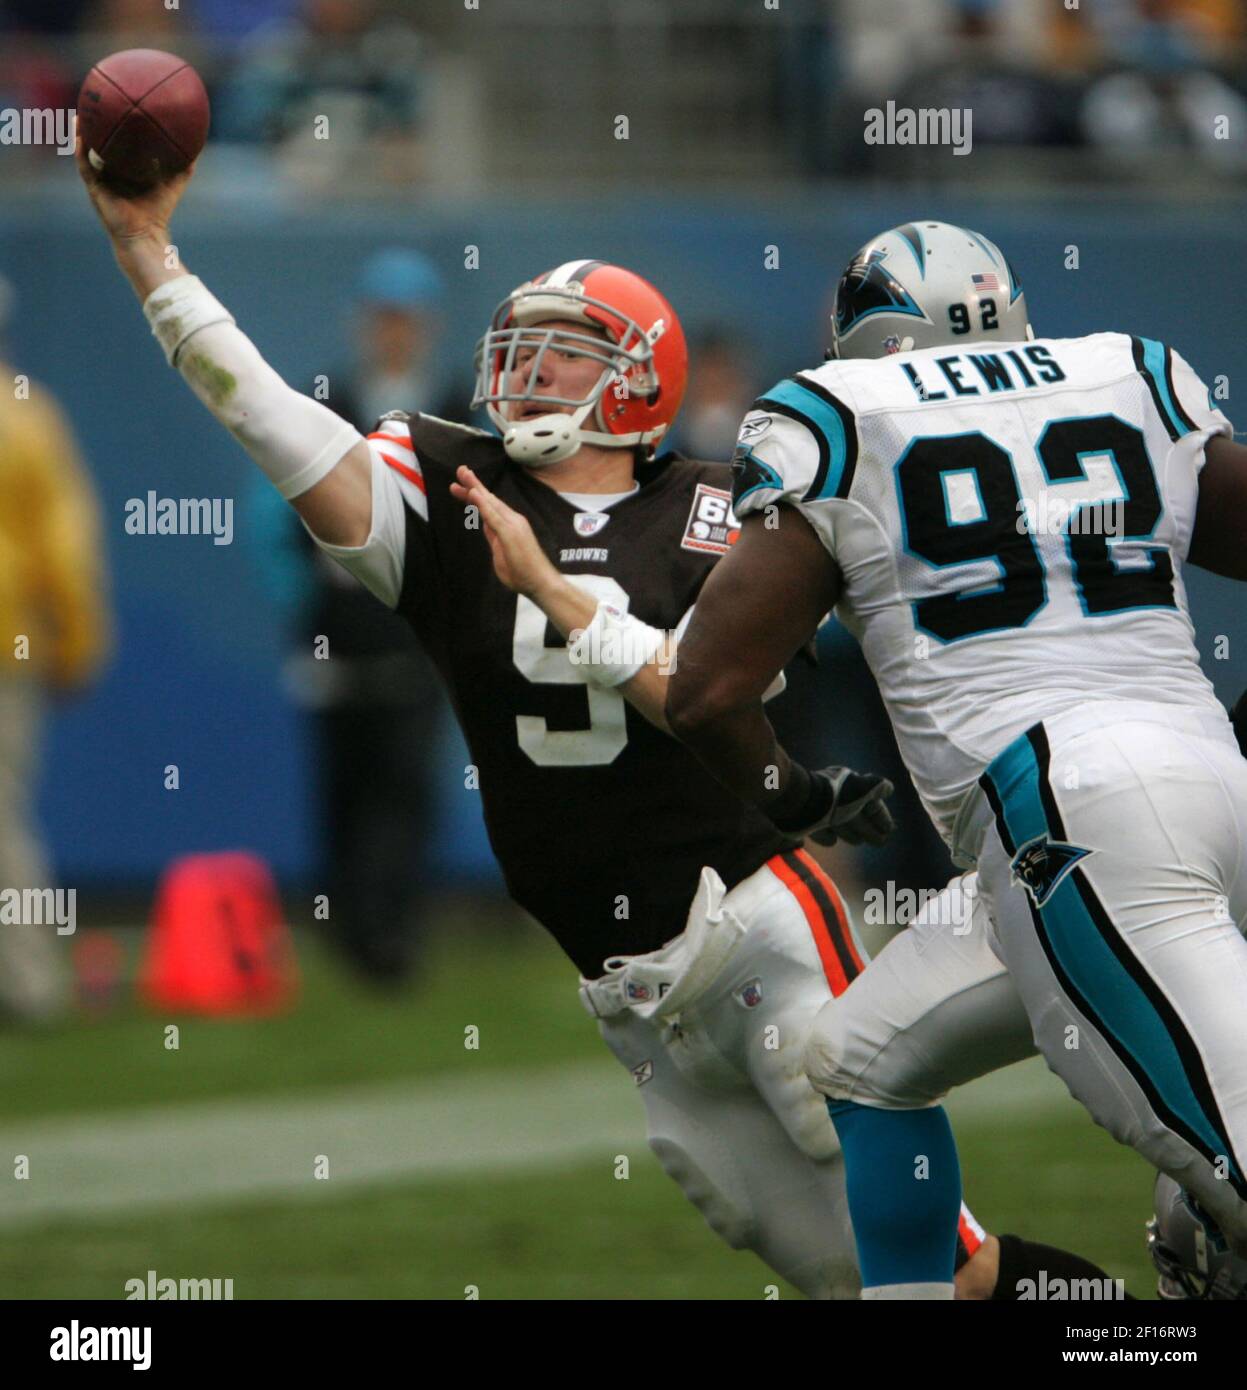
[770,765,896,847]
[1232,690,1247,758]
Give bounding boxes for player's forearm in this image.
[110,229,188,303]
[619,659,674,734]
[529,571,599,643]
[667,691,802,816]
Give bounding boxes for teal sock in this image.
[828,1099,962,1289]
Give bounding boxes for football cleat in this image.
[827,221,1031,361]
[473,260,688,466]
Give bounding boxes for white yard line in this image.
[0,1059,639,1229]
[0,1055,1071,1229]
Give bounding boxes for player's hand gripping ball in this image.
[77,48,209,192]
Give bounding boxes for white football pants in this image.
[582,848,984,1298]
[974,700,1247,1254]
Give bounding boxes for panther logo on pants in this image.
[1010,835,1094,908]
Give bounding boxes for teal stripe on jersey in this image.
[764,378,849,501]
[983,732,1242,1182]
[1139,338,1194,439]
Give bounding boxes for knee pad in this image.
[748,1003,839,1162]
[802,996,861,1100]
[803,997,947,1109]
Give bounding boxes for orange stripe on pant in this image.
[767,851,858,998]
[958,1207,984,1260]
[793,847,866,976]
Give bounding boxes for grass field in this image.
[0,903,1159,1300]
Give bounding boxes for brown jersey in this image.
[347,411,793,977]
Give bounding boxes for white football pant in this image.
[974,701,1247,1254]
[581,849,985,1298]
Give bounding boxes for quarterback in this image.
[78,147,1119,1299]
[667,220,1247,1299]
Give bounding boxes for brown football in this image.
[77,48,209,190]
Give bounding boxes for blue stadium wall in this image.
[3,189,1243,887]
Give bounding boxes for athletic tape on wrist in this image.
[567,601,665,688]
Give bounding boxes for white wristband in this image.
[568,601,665,687]
[143,275,235,366]
[142,275,362,500]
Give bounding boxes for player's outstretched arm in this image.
[76,137,372,548]
[666,506,893,846]
[1189,434,1247,581]
[666,505,837,802]
[451,466,676,730]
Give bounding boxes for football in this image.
[77,48,209,191]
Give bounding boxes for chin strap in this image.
[498,366,613,466]
[499,365,667,466]
[502,409,584,466]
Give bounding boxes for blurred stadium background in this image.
[1,0,1246,1298]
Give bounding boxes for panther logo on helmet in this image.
[833,247,926,343]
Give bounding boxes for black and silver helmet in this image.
[829,221,1031,360]
[1147,1172,1247,1300]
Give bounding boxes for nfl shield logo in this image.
[737,978,763,1009]
[626,979,652,1003]
[574,511,609,537]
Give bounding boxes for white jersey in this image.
[731,332,1234,863]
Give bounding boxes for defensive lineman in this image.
[668,220,1247,1298]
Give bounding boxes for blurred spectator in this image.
[895,2,1087,158]
[0,273,112,1022]
[1082,0,1247,171]
[340,247,465,429]
[0,0,94,35]
[188,0,301,45]
[672,329,757,462]
[213,0,425,191]
[246,248,461,987]
[84,0,180,46]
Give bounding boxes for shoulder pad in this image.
[731,375,858,514]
